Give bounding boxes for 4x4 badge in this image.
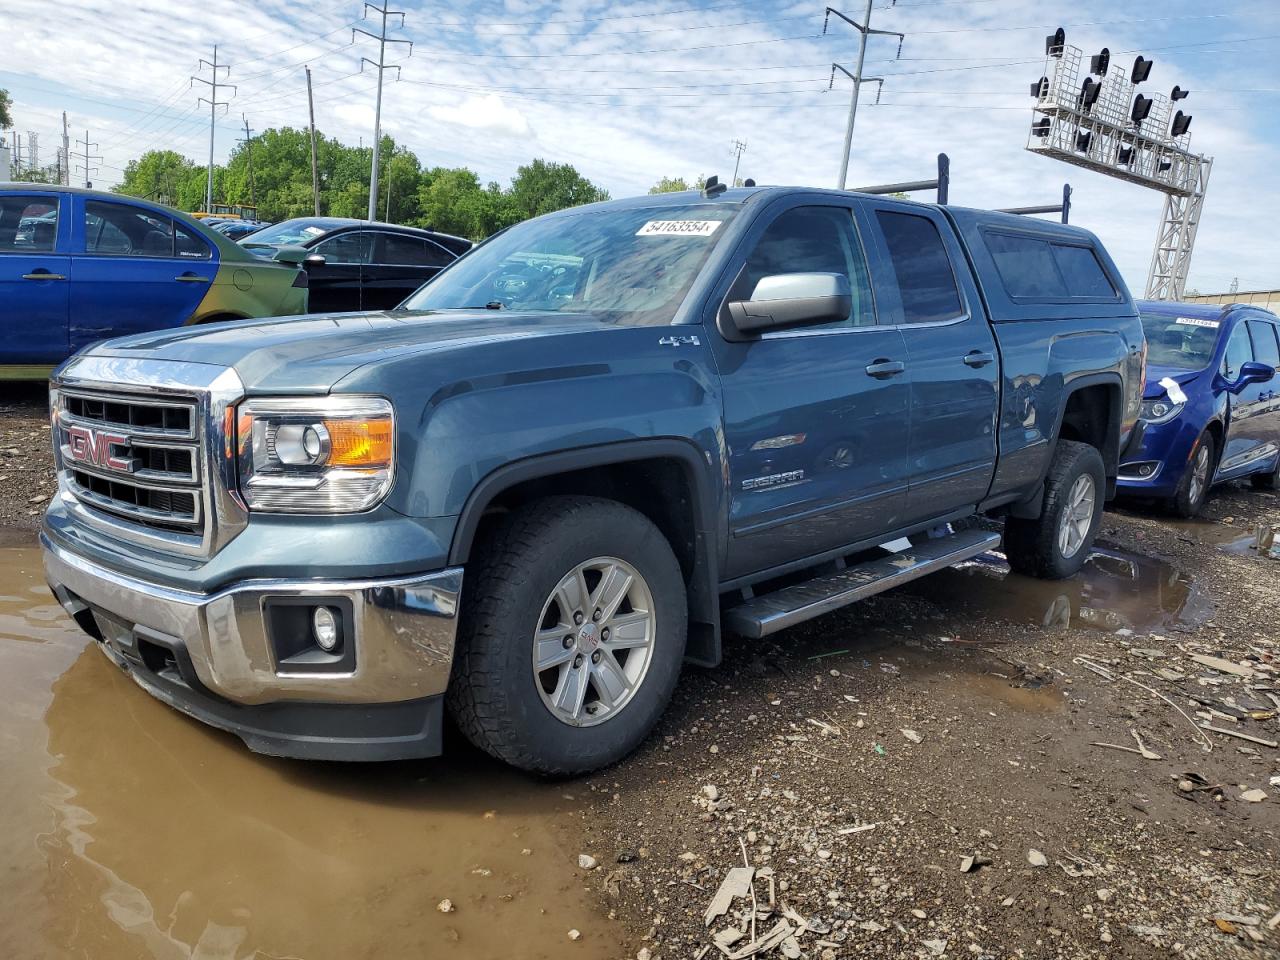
[658,335,701,347]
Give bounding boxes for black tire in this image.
[1003,439,1106,580]
[1250,454,1279,491]
[1171,431,1216,517]
[448,496,687,776]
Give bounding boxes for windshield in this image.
[1141,311,1223,371]
[242,219,345,247]
[403,203,738,326]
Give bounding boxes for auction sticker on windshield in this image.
[636,220,723,237]
[1174,317,1220,328]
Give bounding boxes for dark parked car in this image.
[213,220,270,240]
[43,186,1144,773]
[240,217,472,312]
[1118,300,1279,515]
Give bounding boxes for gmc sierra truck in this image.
[42,185,1145,774]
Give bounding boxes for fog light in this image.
[1137,464,1155,477]
[313,606,339,651]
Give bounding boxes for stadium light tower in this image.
[1025,29,1212,300]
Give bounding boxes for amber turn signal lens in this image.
[323,418,393,467]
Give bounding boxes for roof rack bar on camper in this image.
[852,153,950,204]
[998,184,1073,224]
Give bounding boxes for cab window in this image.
[1222,323,1254,380]
[737,206,875,329]
[85,201,177,257]
[0,196,58,253]
[876,211,964,324]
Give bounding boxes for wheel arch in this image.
[1052,374,1123,486]
[449,439,723,666]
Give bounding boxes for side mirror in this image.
[1230,360,1276,392]
[271,245,310,266]
[304,253,327,266]
[726,273,852,335]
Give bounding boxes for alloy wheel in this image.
[1057,473,1096,560]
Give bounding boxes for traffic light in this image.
[1030,76,1049,98]
[1131,56,1153,84]
[1031,117,1051,137]
[1171,111,1192,137]
[1131,95,1153,124]
[1079,78,1102,112]
[1117,146,1136,165]
[1091,48,1110,76]
[1046,28,1066,56]
[1171,85,1190,101]
[1076,131,1093,152]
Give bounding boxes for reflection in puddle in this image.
[0,538,625,960]
[913,544,1211,634]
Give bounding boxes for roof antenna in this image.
[702,175,727,197]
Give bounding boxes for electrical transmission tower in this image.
[731,139,748,186]
[825,4,904,190]
[62,112,70,185]
[239,114,257,206]
[191,46,235,213]
[71,129,101,188]
[27,131,39,172]
[354,2,412,221]
[1027,29,1211,300]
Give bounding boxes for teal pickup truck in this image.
[42,185,1145,773]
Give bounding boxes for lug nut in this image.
[592,609,602,622]
[563,635,574,649]
[591,650,602,664]
[573,611,584,625]
[600,628,610,641]
[573,654,584,668]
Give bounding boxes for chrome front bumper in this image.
[42,533,462,708]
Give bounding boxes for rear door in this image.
[861,201,999,524]
[1244,318,1280,472]
[69,198,217,351]
[367,231,456,308]
[708,198,912,580]
[0,191,70,364]
[1218,320,1269,477]
[305,230,373,312]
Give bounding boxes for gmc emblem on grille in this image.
[65,425,135,473]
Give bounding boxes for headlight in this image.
[1140,398,1184,424]
[235,396,394,513]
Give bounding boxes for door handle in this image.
[865,359,906,379]
[175,274,211,283]
[22,271,66,281]
[963,350,995,368]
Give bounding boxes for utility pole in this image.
[62,112,70,186]
[71,130,101,188]
[353,2,412,221]
[191,45,235,213]
[825,5,904,190]
[27,131,39,174]
[238,114,256,206]
[731,139,747,187]
[306,65,321,216]
[12,133,20,176]
[385,159,393,221]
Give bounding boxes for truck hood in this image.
[1143,364,1205,400]
[86,309,620,392]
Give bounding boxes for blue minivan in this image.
[1119,300,1280,515]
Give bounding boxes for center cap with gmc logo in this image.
[64,425,135,474]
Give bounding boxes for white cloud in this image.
[428,93,532,137]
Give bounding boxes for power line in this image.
[353,0,412,221]
[191,45,235,212]
[71,129,101,188]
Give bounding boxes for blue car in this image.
[1118,300,1280,515]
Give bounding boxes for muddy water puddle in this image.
[907,544,1211,635]
[0,536,626,960]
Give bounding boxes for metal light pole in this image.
[825,5,904,190]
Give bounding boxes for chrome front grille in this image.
[50,356,249,559]
[56,388,204,534]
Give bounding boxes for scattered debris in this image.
[703,867,755,927]
[568,928,581,941]
[922,940,948,956]
[578,854,598,870]
[1199,724,1279,748]
[900,728,923,744]
[436,899,454,913]
[1188,654,1258,679]
[959,854,992,873]
[1027,849,1048,868]
[1239,789,1268,803]
[836,823,878,835]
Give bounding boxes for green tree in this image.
[506,159,610,223]
[114,150,205,210]
[0,89,12,129]
[648,176,692,194]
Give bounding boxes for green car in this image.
[0,184,309,378]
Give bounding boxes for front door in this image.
[306,230,373,312]
[861,201,1000,524]
[69,198,217,352]
[0,191,70,364]
[1218,320,1272,477]
[709,199,912,581]
[367,232,454,308]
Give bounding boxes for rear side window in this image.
[86,201,179,258]
[0,196,58,252]
[1248,320,1280,367]
[313,231,373,264]
[875,211,964,324]
[1051,244,1115,298]
[380,233,453,268]
[174,222,212,260]
[985,233,1066,298]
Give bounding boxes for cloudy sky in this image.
[2,0,1277,294]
